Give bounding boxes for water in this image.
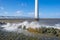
[0,19,60,32]
[0,19,60,40]
[39,19,60,25]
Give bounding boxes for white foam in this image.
[1,21,60,32]
[1,23,11,27]
[29,21,40,28]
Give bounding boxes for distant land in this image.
[0,16,60,20]
[0,16,60,23]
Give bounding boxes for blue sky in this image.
[0,0,60,18]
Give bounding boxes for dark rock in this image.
[0,22,6,25]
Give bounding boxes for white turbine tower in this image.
[35,0,39,21]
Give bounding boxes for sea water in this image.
[0,19,60,32]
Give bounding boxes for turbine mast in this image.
[35,0,39,21]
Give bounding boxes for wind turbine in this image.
[35,0,39,21]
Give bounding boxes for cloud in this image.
[27,12,35,17]
[21,3,27,7]
[4,11,8,14]
[39,12,60,18]
[0,7,4,10]
[16,11,22,14]
[14,10,24,16]
[0,11,8,16]
[14,10,35,17]
[18,3,27,7]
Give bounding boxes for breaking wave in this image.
[0,21,60,32]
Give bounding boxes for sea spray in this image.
[2,23,19,32]
[29,21,40,29]
[0,21,60,32]
[0,21,40,32]
[1,23,11,28]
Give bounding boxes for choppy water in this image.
[39,19,60,26]
[0,19,60,40]
[0,19,60,32]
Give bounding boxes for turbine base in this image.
[34,18,39,21]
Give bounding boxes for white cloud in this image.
[39,12,42,16]
[14,10,24,16]
[14,10,35,17]
[16,11,22,14]
[21,3,27,7]
[0,7,4,10]
[4,11,8,14]
[0,11,8,16]
[27,12,35,17]
[20,12,34,17]
[18,3,27,7]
